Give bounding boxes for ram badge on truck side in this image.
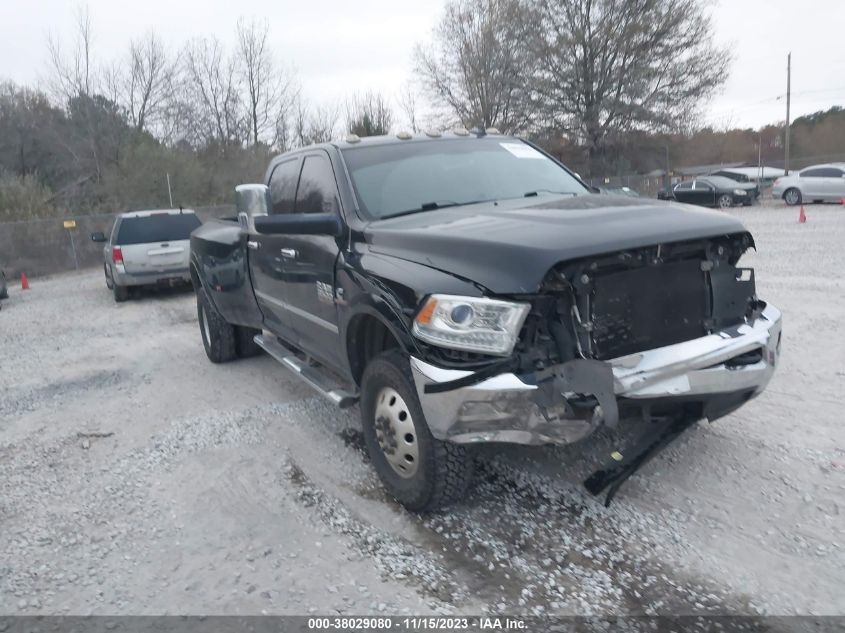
[189,131,782,511]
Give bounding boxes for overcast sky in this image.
[1,0,843,130]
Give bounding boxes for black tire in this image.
[197,285,237,363]
[113,283,129,303]
[104,263,114,290]
[235,325,263,358]
[360,349,473,512]
[784,188,801,206]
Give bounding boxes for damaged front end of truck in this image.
[408,231,782,504]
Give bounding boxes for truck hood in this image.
[364,195,749,294]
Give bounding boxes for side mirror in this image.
[254,213,342,237]
[235,183,270,231]
[91,231,106,242]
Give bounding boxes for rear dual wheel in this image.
[197,284,261,362]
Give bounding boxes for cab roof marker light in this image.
[424,128,442,138]
[485,127,501,135]
[453,127,470,136]
[396,131,413,140]
[345,134,361,144]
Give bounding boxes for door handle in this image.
[247,240,260,250]
[280,248,297,258]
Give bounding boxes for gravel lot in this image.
[1,202,843,617]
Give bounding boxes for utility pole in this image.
[784,52,791,175]
[166,173,174,208]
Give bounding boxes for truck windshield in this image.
[117,214,201,245]
[341,138,588,220]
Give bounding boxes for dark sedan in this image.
[672,176,751,208]
[708,171,760,202]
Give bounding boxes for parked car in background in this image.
[597,185,640,197]
[709,172,759,203]
[672,176,751,208]
[710,170,751,182]
[771,163,845,205]
[91,209,201,302]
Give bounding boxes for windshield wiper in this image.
[380,200,484,220]
[523,190,578,198]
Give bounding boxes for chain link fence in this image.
[0,205,233,280]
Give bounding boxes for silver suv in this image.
[91,209,201,302]
[772,163,845,205]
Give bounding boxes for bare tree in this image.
[293,101,339,146]
[124,31,177,134]
[414,0,534,133]
[345,91,393,137]
[528,0,732,175]
[181,36,244,146]
[46,4,95,102]
[236,18,298,147]
[397,83,420,133]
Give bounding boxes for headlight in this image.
[734,189,747,196]
[412,294,531,356]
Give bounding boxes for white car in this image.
[772,163,845,205]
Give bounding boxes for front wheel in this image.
[784,188,801,206]
[360,349,473,512]
[717,194,733,209]
[197,285,237,363]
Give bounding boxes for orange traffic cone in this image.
[798,206,807,223]
[21,273,29,290]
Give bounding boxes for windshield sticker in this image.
[499,142,545,159]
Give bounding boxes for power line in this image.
[707,86,845,118]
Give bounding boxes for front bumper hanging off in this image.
[409,303,782,446]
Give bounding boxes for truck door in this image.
[249,156,301,340]
[278,151,344,368]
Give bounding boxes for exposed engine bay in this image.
[518,231,764,368]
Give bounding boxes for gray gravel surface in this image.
[0,202,843,616]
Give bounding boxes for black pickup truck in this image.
[190,131,782,511]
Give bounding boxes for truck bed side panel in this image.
[190,219,263,329]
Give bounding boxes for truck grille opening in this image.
[539,233,757,364]
[591,259,707,360]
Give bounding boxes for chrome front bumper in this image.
[410,304,782,445]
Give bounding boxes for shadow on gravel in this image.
[128,284,194,302]
[0,369,129,416]
[323,420,761,615]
